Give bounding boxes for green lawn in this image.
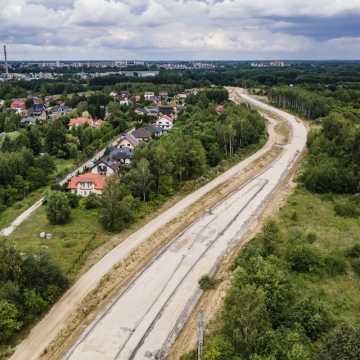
[8,205,112,277]
[54,158,76,175]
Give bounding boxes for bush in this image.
[45,191,71,225]
[346,244,360,258]
[199,275,216,291]
[0,300,22,342]
[83,193,100,209]
[306,233,318,244]
[324,255,347,276]
[291,297,333,341]
[287,245,324,273]
[316,324,360,360]
[66,192,80,208]
[334,201,360,218]
[351,259,360,276]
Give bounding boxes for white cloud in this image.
[0,0,359,59]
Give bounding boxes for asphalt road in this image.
[62,90,307,360]
[10,91,279,360]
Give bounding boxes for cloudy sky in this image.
[1,0,360,60]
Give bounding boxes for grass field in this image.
[276,188,360,324]
[8,204,112,277]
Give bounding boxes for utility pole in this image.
[3,45,9,77]
[197,311,205,360]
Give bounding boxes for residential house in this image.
[10,99,26,113]
[144,106,159,117]
[159,91,169,101]
[155,115,173,131]
[29,103,47,117]
[91,160,119,176]
[120,91,129,99]
[147,125,163,138]
[50,104,73,119]
[108,147,133,165]
[132,127,153,142]
[68,117,104,129]
[68,173,107,197]
[144,92,155,101]
[116,133,139,151]
[91,146,133,176]
[159,105,175,116]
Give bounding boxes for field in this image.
[8,205,112,277]
[276,189,360,324]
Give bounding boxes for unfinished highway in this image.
[62,90,307,360]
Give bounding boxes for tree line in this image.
[0,241,69,344]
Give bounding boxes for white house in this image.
[68,173,106,197]
[144,92,155,101]
[155,115,173,130]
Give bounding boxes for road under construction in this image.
[61,89,307,360]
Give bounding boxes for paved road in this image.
[62,91,307,360]
[10,91,279,360]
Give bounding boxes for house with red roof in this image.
[11,99,26,113]
[68,173,107,197]
[68,117,104,130]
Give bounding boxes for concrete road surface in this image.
[63,90,307,360]
[10,92,278,360]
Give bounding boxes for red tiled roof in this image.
[160,115,173,121]
[68,173,107,190]
[69,117,93,127]
[11,100,26,109]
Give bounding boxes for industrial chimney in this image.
[3,45,9,77]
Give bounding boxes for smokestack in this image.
[3,45,9,77]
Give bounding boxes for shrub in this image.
[306,233,318,244]
[66,192,80,208]
[287,245,324,273]
[46,191,70,225]
[83,193,100,209]
[45,191,71,225]
[351,259,360,276]
[334,201,360,218]
[324,255,347,276]
[316,324,360,360]
[291,297,333,341]
[199,275,216,291]
[346,244,360,258]
[0,300,22,342]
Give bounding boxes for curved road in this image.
[10,90,305,360]
[62,91,307,360]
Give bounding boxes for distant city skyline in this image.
[1,0,360,61]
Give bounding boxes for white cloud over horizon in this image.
[0,0,360,60]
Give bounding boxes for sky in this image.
[1,0,360,61]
